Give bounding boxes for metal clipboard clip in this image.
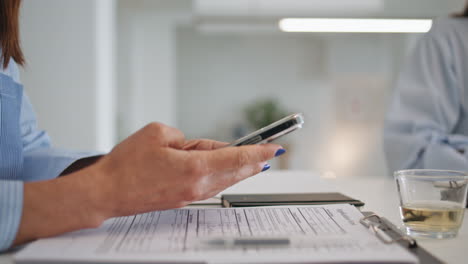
[360,214,417,248]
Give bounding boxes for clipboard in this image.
[221,192,365,207]
[361,212,443,264]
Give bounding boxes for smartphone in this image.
[228,113,304,147]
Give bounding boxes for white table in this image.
[1,170,466,263]
[222,170,468,264]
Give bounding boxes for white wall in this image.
[176,29,408,177]
[117,0,191,140]
[20,0,116,151]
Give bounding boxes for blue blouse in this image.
[0,59,95,251]
[384,18,468,173]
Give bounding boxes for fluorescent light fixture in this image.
[279,18,432,33]
[197,22,277,34]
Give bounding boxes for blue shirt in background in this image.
[384,18,468,173]
[0,59,95,251]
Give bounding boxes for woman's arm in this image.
[12,122,282,247]
[384,20,468,172]
[13,169,104,246]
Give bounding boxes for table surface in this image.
[1,170,466,264]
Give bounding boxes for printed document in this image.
[15,204,417,263]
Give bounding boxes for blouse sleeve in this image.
[384,22,468,173]
[0,64,101,251]
[0,181,23,252]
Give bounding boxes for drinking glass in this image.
[395,169,468,239]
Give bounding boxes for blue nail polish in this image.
[275,149,286,157]
[262,164,271,172]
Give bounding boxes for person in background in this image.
[384,3,468,173]
[0,0,284,252]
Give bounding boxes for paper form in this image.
[15,204,418,263]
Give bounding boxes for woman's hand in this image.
[84,123,282,219]
[182,138,228,151]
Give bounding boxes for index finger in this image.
[183,139,228,151]
[200,144,283,172]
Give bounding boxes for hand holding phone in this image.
[229,113,304,147]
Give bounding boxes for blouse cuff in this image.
[0,181,23,252]
[22,148,103,182]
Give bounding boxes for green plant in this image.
[244,98,288,130]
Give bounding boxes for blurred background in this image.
[19,0,466,178]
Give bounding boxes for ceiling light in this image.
[279,18,432,33]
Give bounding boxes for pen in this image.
[204,237,291,247]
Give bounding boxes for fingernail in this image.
[275,148,286,157]
[262,164,271,172]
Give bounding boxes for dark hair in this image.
[0,0,24,69]
[456,2,468,17]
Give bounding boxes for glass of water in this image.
[395,169,468,239]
